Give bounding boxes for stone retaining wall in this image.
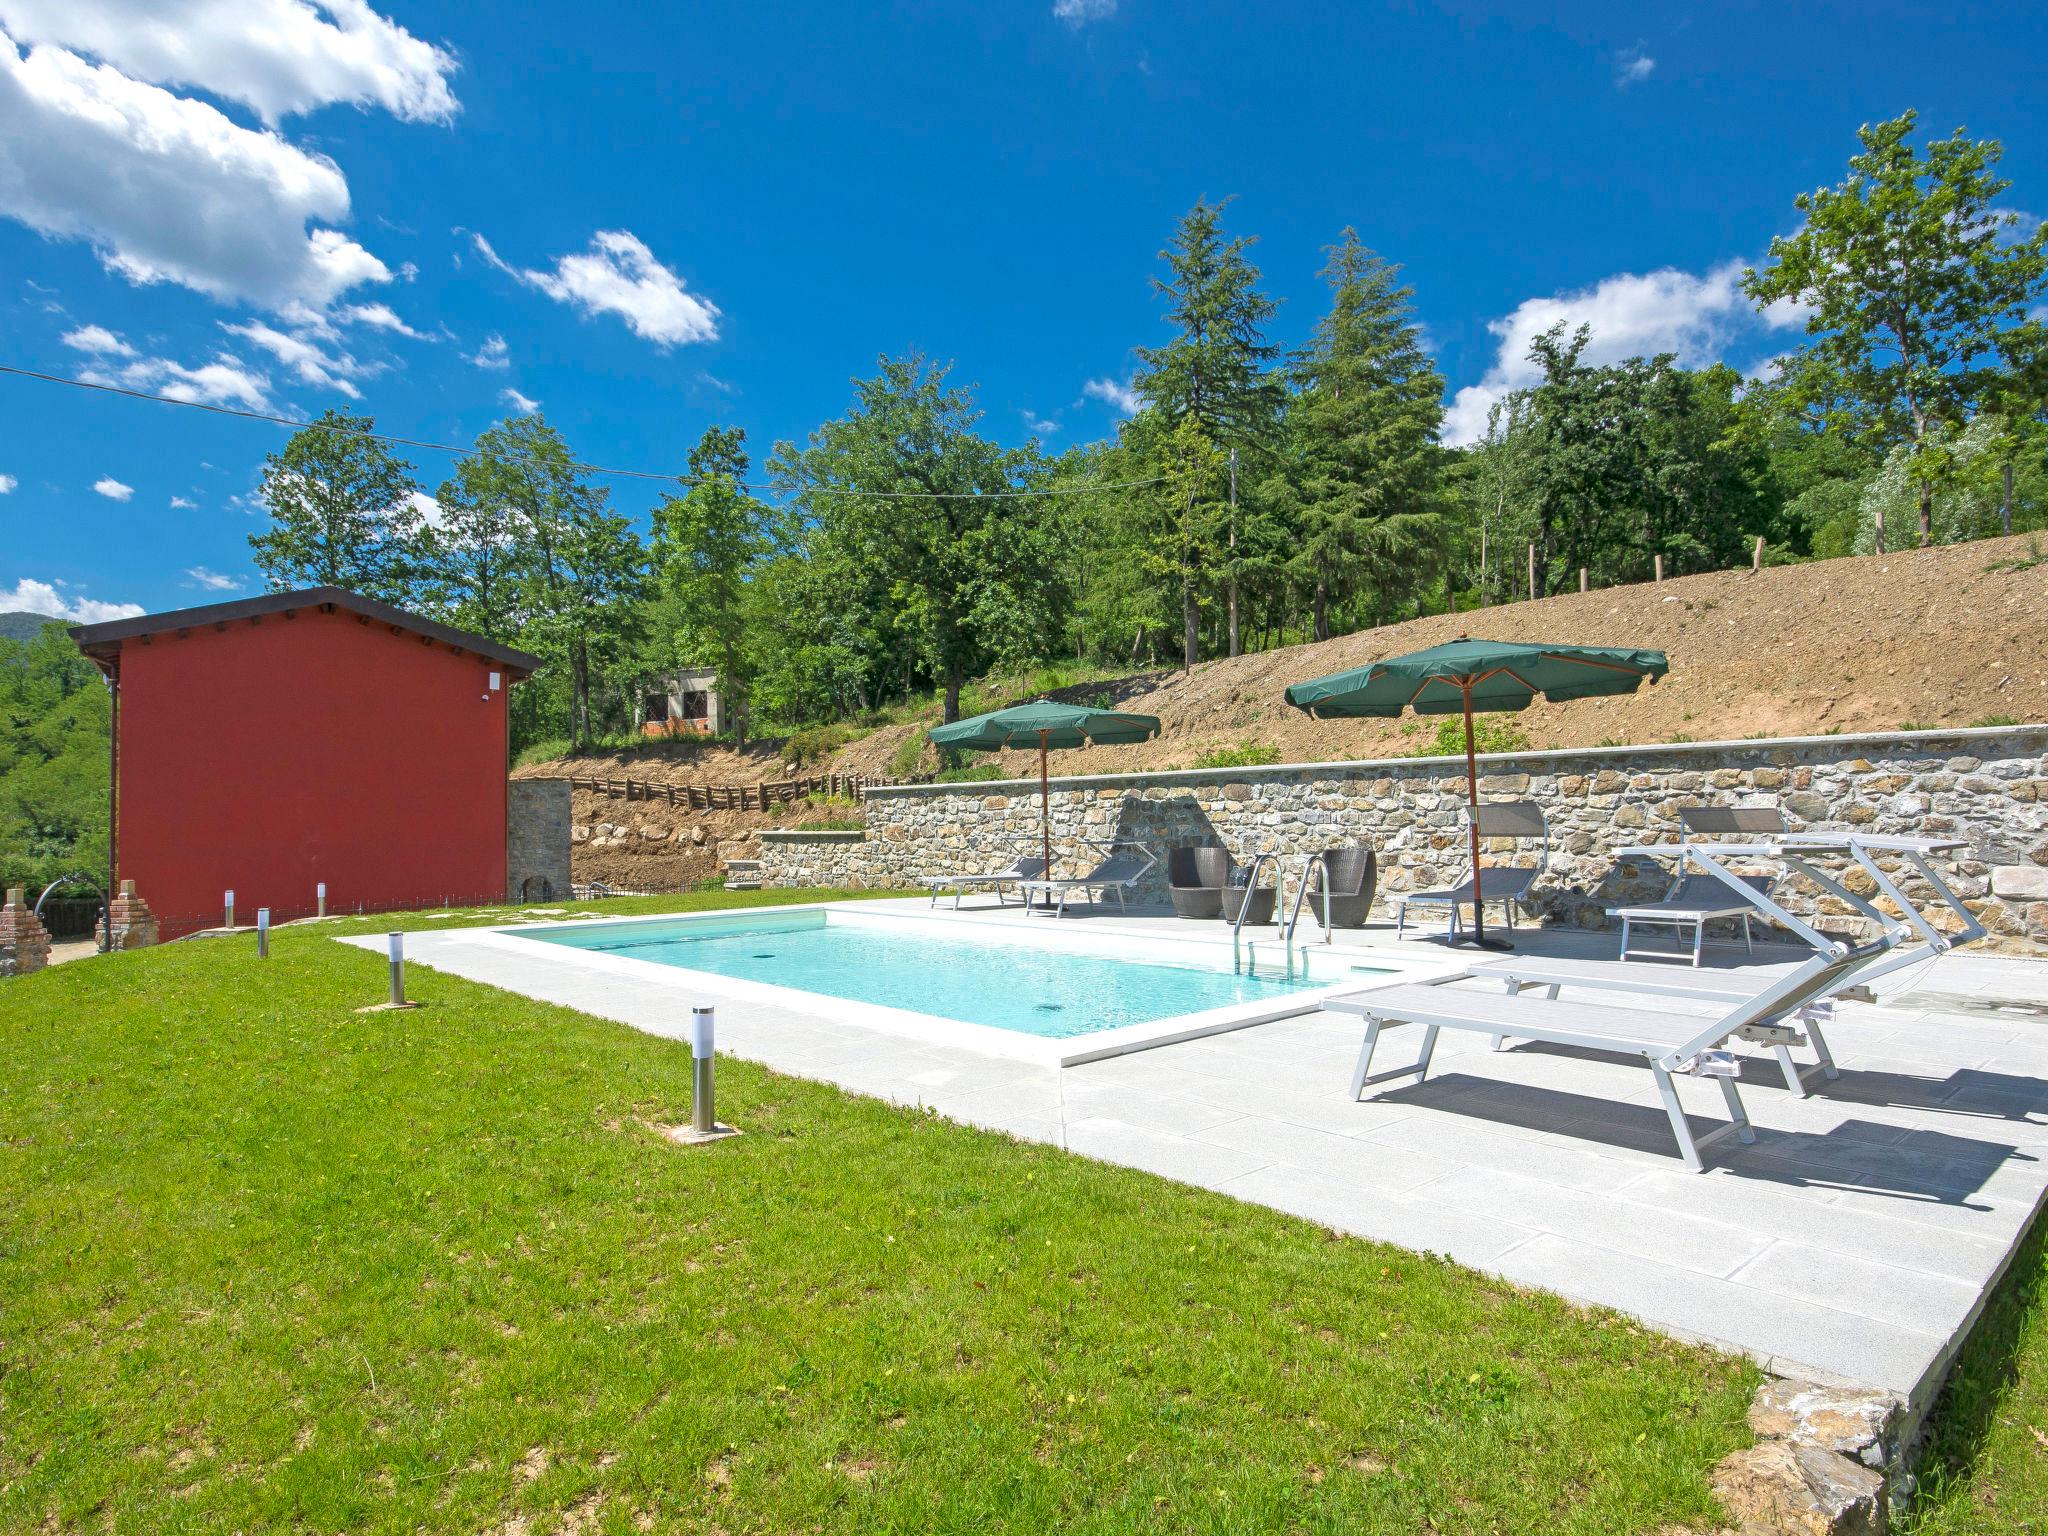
[756,725,2048,948]
[507,778,572,903]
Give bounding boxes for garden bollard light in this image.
[692,1006,716,1134]
[257,907,270,958]
[388,932,406,1007]
[317,881,326,918]
[224,889,235,929]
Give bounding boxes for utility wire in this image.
[0,362,1161,502]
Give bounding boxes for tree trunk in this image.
[1181,578,1199,671]
[571,637,590,750]
[1312,575,1330,644]
[1226,448,1240,657]
[943,660,963,724]
[1918,480,1933,547]
[2002,459,2015,537]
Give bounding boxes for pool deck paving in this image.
[366,899,2048,1417]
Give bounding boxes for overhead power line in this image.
[0,362,1161,502]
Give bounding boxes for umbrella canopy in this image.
[928,700,1162,879]
[1284,637,1669,719]
[1285,637,1668,949]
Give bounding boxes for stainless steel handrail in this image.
[1230,851,1276,973]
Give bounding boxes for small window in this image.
[643,692,670,723]
[681,689,710,721]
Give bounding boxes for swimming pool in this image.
[516,908,1331,1038]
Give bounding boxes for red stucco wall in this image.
[114,605,511,936]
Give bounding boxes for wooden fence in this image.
[546,771,895,812]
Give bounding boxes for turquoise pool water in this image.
[516,911,1335,1038]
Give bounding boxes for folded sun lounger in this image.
[1389,801,1549,941]
[925,855,1049,909]
[1325,927,1905,1171]
[1018,846,1156,918]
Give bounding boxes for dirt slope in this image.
[529,533,2048,884]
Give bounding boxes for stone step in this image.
[723,879,762,891]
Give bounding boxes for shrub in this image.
[1193,742,1281,769]
[888,732,928,779]
[1407,717,1532,758]
[935,762,1006,784]
[1970,714,2023,729]
[781,723,861,769]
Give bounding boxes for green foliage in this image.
[1408,716,1533,758]
[1745,111,2048,547]
[934,761,1006,783]
[248,409,426,600]
[887,732,928,779]
[0,621,109,894]
[651,427,777,749]
[1970,714,2023,729]
[1192,742,1282,769]
[1987,537,2048,574]
[780,723,863,769]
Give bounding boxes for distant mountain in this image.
[0,611,67,643]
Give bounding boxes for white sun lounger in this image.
[1327,929,1904,1171]
[1468,952,1839,1096]
[1018,846,1157,917]
[925,855,1049,909]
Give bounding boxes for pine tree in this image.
[1286,230,1446,638]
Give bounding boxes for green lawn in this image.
[1903,1205,2048,1533]
[0,890,1760,1533]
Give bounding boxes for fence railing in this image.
[545,771,896,811]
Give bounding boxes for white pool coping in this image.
[367,902,1465,1067]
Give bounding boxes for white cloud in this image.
[408,488,442,529]
[79,349,270,408]
[0,576,143,622]
[60,322,133,355]
[1615,49,1654,86]
[1020,409,1058,436]
[339,301,423,337]
[466,332,508,369]
[222,318,372,396]
[184,565,237,591]
[1053,0,1117,24]
[0,473,15,493]
[500,386,539,413]
[1082,376,1140,416]
[93,476,133,500]
[0,0,458,125]
[482,229,720,348]
[0,29,392,310]
[1441,259,1807,446]
[170,494,196,508]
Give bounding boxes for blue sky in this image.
[1,0,2041,621]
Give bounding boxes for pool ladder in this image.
[1232,853,1328,978]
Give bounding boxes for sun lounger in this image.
[924,855,1049,909]
[1018,846,1157,918]
[1468,952,1839,1096]
[1327,927,1904,1171]
[1610,872,1778,965]
[1389,801,1548,941]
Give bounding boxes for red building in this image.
[72,588,541,937]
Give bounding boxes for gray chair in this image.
[1167,846,1231,919]
[1390,801,1549,939]
[1611,871,1779,965]
[1305,845,1379,929]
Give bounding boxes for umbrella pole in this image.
[1452,680,1511,951]
[1038,730,1052,879]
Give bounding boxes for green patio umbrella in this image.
[1284,637,1669,949]
[927,699,1162,877]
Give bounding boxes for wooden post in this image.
[1653,554,1664,583]
[1753,534,1764,572]
[1526,542,1536,602]
[1579,567,1588,593]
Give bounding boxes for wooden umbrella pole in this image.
[1038,730,1052,878]
[1463,684,1484,934]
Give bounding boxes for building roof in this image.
[69,587,545,681]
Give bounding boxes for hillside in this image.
[522,533,2048,887]
[532,532,2048,792]
[0,612,62,643]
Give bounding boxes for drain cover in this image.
[751,952,776,959]
[1034,1003,1064,1013]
